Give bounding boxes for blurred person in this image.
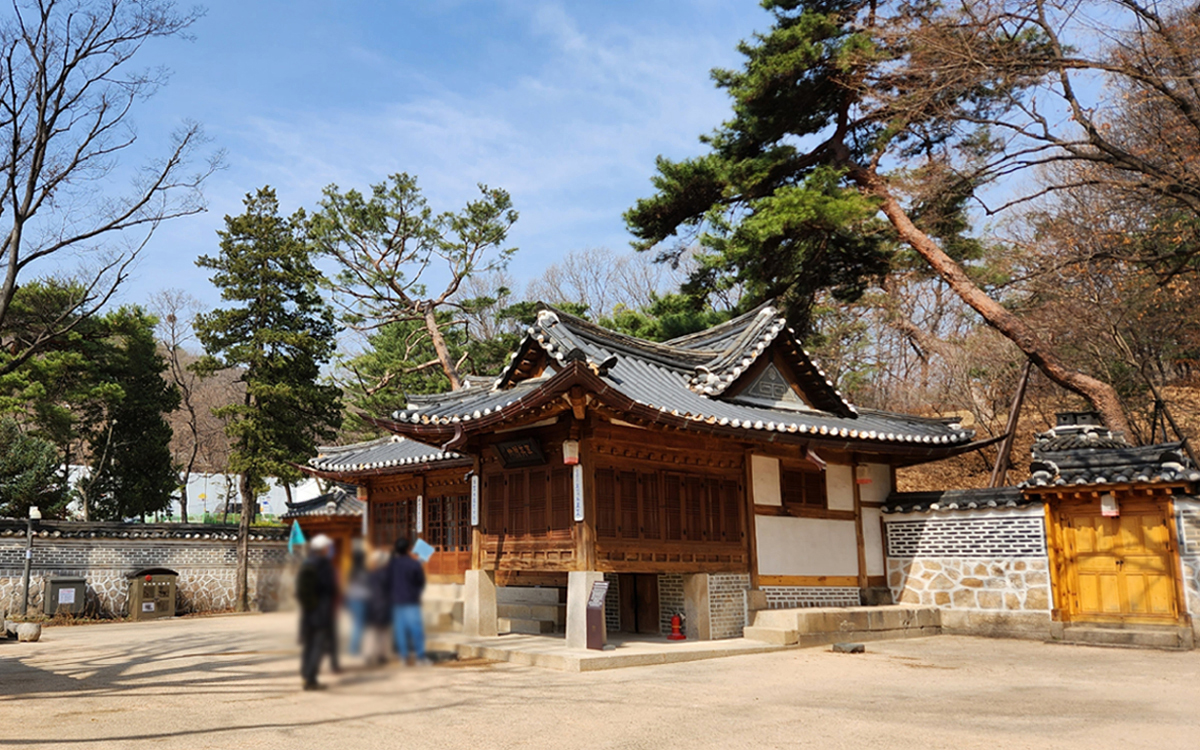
[344,548,370,655]
[296,534,337,690]
[388,536,426,666]
[363,548,393,666]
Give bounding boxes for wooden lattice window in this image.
[484,467,574,537]
[780,466,827,510]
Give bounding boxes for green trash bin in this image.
[44,577,87,617]
[127,568,178,620]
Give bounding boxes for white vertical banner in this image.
[416,494,423,533]
[572,464,585,522]
[470,475,480,526]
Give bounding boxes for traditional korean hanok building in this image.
[302,436,474,580]
[363,303,980,645]
[281,486,365,580]
[884,412,1200,649]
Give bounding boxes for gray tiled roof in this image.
[392,303,974,450]
[282,487,364,519]
[883,487,1029,514]
[0,519,285,541]
[1023,438,1200,487]
[308,436,466,474]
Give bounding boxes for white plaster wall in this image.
[826,463,855,512]
[756,516,859,576]
[863,507,885,576]
[751,455,782,506]
[858,463,891,505]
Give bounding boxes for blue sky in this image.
[94,0,770,311]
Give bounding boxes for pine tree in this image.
[194,187,343,611]
[89,308,181,522]
[0,417,62,518]
[624,0,1183,436]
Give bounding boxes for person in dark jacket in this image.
[388,536,426,665]
[363,548,392,666]
[296,534,337,690]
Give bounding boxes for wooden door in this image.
[1061,500,1180,624]
[617,574,661,634]
[634,574,660,634]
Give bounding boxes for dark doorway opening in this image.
[618,574,660,634]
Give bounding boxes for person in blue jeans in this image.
[344,548,370,656]
[388,536,426,665]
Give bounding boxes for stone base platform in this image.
[426,632,785,672]
[1048,622,1195,651]
[743,605,941,647]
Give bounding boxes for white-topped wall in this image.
[755,515,859,576]
[825,464,855,511]
[751,455,782,506]
[749,458,893,579]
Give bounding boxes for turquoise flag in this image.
[288,521,306,554]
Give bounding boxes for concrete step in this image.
[1052,625,1194,651]
[425,582,463,600]
[424,599,463,617]
[744,605,940,647]
[496,586,561,606]
[751,605,939,633]
[497,603,561,623]
[498,617,557,635]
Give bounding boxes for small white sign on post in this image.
[416,495,423,533]
[572,464,585,522]
[470,475,480,526]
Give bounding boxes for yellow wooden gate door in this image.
[1061,500,1179,624]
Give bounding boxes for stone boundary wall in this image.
[0,522,288,618]
[884,508,1052,638]
[708,573,751,639]
[1176,501,1200,637]
[761,586,860,610]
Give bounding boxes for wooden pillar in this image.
[575,434,597,571]
[742,448,760,589]
[851,455,868,603]
[470,455,484,571]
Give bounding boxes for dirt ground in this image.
[2,612,1199,749]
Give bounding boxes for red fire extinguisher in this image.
[668,613,686,641]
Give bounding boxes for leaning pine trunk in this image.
[423,302,464,390]
[851,166,1133,438]
[234,472,253,612]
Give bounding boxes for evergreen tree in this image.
[624,0,1176,435]
[0,281,125,519]
[0,417,63,518]
[194,187,342,611]
[88,308,181,521]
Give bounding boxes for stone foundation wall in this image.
[658,573,684,634]
[707,573,751,639]
[884,509,1052,638]
[761,586,860,609]
[0,523,288,618]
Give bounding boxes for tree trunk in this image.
[234,472,252,612]
[423,302,464,390]
[850,166,1133,437]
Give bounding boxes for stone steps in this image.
[497,603,562,623]
[498,617,557,635]
[743,605,941,647]
[1050,624,1194,651]
[496,586,561,606]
